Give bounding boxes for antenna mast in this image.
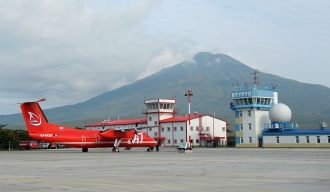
[252,71,259,86]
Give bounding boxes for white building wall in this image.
[147,113,160,127]
[240,109,270,146]
[273,92,278,104]
[187,118,201,146]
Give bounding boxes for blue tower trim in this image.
[263,121,298,133]
[230,88,276,111]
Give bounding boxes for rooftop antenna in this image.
[271,83,277,89]
[252,71,259,87]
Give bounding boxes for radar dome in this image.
[269,103,291,122]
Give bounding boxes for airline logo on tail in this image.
[28,112,42,126]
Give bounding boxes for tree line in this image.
[0,129,31,150]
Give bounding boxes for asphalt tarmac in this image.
[0,147,329,192]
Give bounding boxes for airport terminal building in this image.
[86,98,227,147]
[230,77,330,148]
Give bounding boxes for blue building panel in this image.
[236,136,240,144]
[235,111,239,118]
[235,124,240,131]
[251,90,274,98]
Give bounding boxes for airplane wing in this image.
[119,126,158,132]
[101,126,158,139]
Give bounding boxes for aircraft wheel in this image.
[115,148,119,152]
[147,147,150,152]
[82,148,88,152]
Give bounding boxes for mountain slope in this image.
[2,52,330,131]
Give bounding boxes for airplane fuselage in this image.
[29,130,157,148]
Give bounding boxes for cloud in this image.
[0,0,330,115]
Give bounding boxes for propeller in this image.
[134,121,139,135]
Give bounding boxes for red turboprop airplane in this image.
[20,98,158,152]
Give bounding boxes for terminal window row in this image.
[155,126,225,132]
[274,136,329,144]
[159,127,185,132]
[167,139,198,144]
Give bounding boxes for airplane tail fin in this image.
[20,98,51,134]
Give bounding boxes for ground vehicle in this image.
[177,142,193,153]
[19,140,39,150]
[38,142,49,149]
[49,142,57,149]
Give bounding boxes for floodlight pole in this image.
[184,90,193,142]
[9,141,10,151]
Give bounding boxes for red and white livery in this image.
[20,98,158,152]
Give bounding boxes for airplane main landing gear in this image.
[112,138,122,152]
[82,148,88,152]
[112,147,120,152]
[147,146,154,152]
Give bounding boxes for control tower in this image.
[230,72,278,147]
[141,98,178,142]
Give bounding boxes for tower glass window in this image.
[317,136,320,143]
[296,136,299,143]
[240,137,243,143]
[248,110,251,117]
[276,136,279,143]
[190,126,193,131]
[249,123,251,130]
[240,124,243,130]
[306,136,309,143]
[180,126,183,131]
[249,137,252,143]
[239,111,242,117]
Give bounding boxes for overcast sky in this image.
[1,0,329,115]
